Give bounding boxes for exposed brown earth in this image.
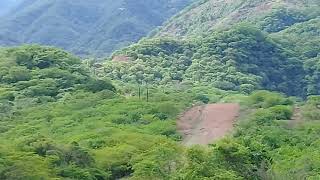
[112,55,130,63]
[288,106,303,128]
[177,103,240,146]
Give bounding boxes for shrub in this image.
[240,84,255,94]
[153,112,168,120]
[195,94,210,104]
[213,81,237,91]
[302,96,320,120]
[154,102,179,118]
[307,96,320,106]
[2,66,32,83]
[249,91,293,108]
[268,105,293,120]
[254,109,276,125]
[84,79,116,93]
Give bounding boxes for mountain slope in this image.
[156,0,320,37]
[0,0,193,56]
[272,18,320,95]
[105,25,304,96]
[1,47,320,179]
[102,0,320,97]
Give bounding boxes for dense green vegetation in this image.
[0,45,115,118]
[1,49,320,179]
[104,25,310,96]
[272,18,320,95]
[102,0,320,98]
[1,0,320,179]
[155,0,320,37]
[0,0,192,56]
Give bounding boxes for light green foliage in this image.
[131,142,183,179]
[229,92,320,179]
[248,90,293,108]
[302,96,320,120]
[0,47,230,179]
[0,87,187,179]
[174,146,241,180]
[268,105,293,120]
[1,46,320,179]
[0,45,115,118]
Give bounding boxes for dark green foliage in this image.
[155,0,320,37]
[105,25,307,96]
[195,94,210,104]
[83,79,115,93]
[240,84,255,94]
[2,66,32,83]
[257,8,313,33]
[153,112,168,121]
[272,18,320,96]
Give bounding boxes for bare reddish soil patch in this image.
[112,55,130,63]
[177,103,240,146]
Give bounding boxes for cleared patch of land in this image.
[177,103,240,146]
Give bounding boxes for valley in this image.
[0,0,320,179]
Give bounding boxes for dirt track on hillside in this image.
[177,103,240,146]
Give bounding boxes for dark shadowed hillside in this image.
[0,0,193,56]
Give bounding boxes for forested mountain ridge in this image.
[104,23,320,97]
[272,17,320,95]
[0,0,193,56]
[103,0,320,97]
[155,0,320,37]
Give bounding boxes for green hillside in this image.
[1,46,320,179]
[104,25,309,96]
[272,18,320,95]
[155,0,320,37]
[0,0,193,56]
[1,0,320,179]
[103,0,320,97]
